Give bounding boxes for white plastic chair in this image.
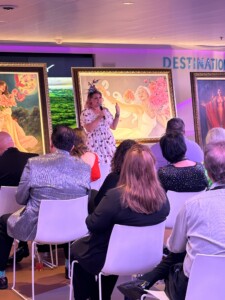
[70,222,166,300]
[0,186,23,216]
[166,190,205,228]
[97,222,166,300]
[11,195,89,300]
[185,253,225,300]
[141,253,225,300]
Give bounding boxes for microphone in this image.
[100,105,105,119]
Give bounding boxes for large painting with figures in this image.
[72,68,176,143]
[190,72,225,147]
[0,63,51,154]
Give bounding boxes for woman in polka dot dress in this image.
[80,84,120,164]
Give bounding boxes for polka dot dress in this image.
[81,108,116,164]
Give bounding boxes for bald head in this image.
[0,132,14,155]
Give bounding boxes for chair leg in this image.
[98,272,103,300]
[55,244,58,266]
[11,239,17,290]
[141,291,169,300]
[69,260,77,300]
[141,295,151,300]
[11,239,29,300]
[49,244,54,265]
[68,242,71,279]
[37,243,57,269]
[32,241,36,300]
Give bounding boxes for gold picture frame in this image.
[0,63,51,154]
[190,72,225,147]
[72,68,176,143]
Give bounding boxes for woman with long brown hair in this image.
[70,143,170,300]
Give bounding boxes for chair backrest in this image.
[101,221,166,276]
[0,186,23,216]
[166,190,204,228]
[34,195,89,244]
[185,254,225,300]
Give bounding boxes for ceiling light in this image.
[0,5,17,10]
[55,38,63,45]
[123,1,134,5]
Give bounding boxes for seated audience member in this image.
[118,141,225,300]
[70,144,170,300]
[0,125,90,289]
[0,131,38,186]
[204,127,225,187]
[93,139,137,209]
[0,131,38,264]
[151,118,203,169]
[71,127,100,182]
[158,133,208,192]
[205,127,225,144]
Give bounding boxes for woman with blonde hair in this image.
[71,127,100,181]
[71,143,170,300]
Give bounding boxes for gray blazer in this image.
[7,149,90,241]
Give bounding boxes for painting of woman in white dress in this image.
[0,73,44,153]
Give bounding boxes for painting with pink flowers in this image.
[72,68,176,143]
[0,63,51,154]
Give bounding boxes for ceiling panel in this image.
[0,0,225,48]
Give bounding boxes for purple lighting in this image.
[1,44,224,56]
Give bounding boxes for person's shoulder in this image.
[100,186,123,210]
[185,137,203,161]
[185,137,202,149]
[20,151,38,159]
[81,108,91,114]
[158,165,171,173]
[72,155,91,171]
[82,151,96,160]
[8,149,39,162]
[106,172,120,180]
[195,162,204,169]
[184,189,209,210]
[106,185,123,198]
[28,153,49,163]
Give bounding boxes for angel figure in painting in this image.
[97,77,170,139]
[0,79,38,152]
[202,88,225,129]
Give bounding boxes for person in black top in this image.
[93,139,137,210]
[0,131,38,265]
[71,144,170,300]
[158,133,208,192]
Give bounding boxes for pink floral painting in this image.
[73,68,176,143]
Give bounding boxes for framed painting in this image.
[0,63,51,154]
[190,72,225,147]
[72,68,176,143]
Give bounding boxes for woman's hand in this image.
[111,103,120,130]
[115,103,120,116]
